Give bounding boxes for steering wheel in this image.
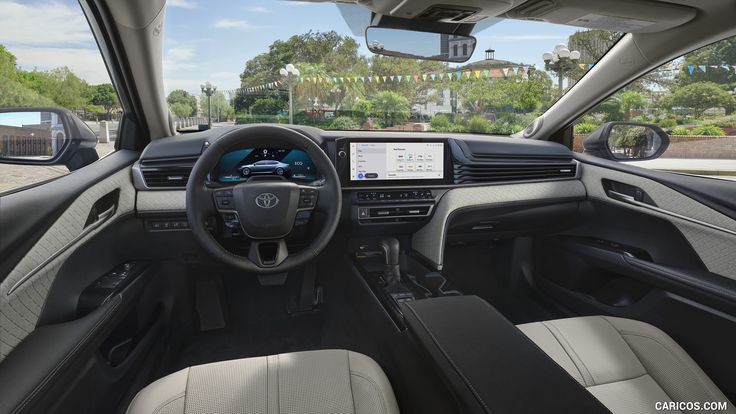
[186,125,341,274]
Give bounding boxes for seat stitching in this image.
[598,316,692,404]
[276,354,281,414]
[585,372,648,388]
[350,371,389,414]
[405,303,493,414]
[266,354,270,414]
[347,351,357,414]
[153,393,185,414]
[183,367,191,413]
[538,321,589,387]
[617,330,722,402]
[543,321,596,386]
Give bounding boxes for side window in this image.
[573,35,736,181]
[0,0,121,194]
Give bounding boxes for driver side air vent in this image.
[453,162,577,184]
[139,158,196,188]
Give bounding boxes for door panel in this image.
[580,162,736,279]
[0,150,165,413]
[0,164,136,361]
[533,155,736,402]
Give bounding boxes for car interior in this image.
[1,0,735,413]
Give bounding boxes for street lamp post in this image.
[279,64,300,124]
[542,44,581,98]
[200,81,217,128]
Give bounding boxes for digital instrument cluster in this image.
[216,148,318,183]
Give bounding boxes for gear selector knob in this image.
[379,237,400,266]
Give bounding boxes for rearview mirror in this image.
[583,122,669,161]
[0,108,99,171]
[365,27,476,63]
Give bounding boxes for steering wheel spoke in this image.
[248,239,289,268]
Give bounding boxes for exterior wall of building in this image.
[0,125,54,157]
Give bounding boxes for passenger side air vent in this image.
[139,158,196,188]
[453,162,577,184]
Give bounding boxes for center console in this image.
[402,296,611,414]
[335,138,453,227]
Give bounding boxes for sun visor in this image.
[503,0,696,33]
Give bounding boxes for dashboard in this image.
[134,127,580,268]
[216,148,318,183]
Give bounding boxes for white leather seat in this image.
[518,316,735,414]
[127,349,399,414]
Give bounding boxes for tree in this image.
[240,31,367,88]
[0,44,18,81]
[668,82,734,117]
[678,37,736,86]
[0,48,54,108]
[618,91,644,120]
[447,71,552,115]
[370,90,410,126]
[351,99,372,123]
[366,56,447,105]
[566,30,621,82]
[167,89,197,117]
[198,91,235,120]
[170,102,193,118]
[43,67,90,109]
[609,125,651,157]
[90,84,119,115]
[250,97,286,116]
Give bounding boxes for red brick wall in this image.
[573,134,736,159]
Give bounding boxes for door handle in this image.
[95,205,116,224]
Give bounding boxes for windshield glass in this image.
[163,1,620,134]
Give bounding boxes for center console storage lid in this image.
[402,296,610,414]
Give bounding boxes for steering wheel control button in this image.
[214,189,235,210]
[298,187,318,209]
[221,212,241,229]
[294,211,312,226]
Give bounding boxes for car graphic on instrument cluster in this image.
[239,159,291,177]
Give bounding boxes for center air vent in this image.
[138,158,196,188]
[453,162,577,184]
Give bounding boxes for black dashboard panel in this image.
[216,148,318,183]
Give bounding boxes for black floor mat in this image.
[442,240,567,325]
[165,271,324,373]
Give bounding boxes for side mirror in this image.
[583,122,669,161]
[0,108,98,171]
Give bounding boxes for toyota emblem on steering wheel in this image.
[255,192,279,209]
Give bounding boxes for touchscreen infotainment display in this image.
[349,142,444,181]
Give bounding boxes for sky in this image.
[0,0,586,95]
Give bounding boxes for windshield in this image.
[163,1,619,135]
